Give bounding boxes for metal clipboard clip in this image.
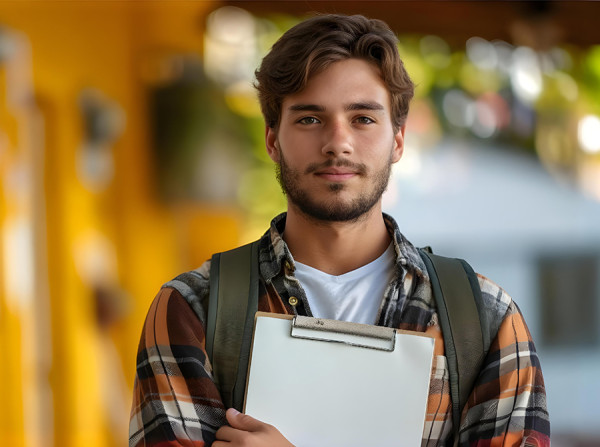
[290,315,396,352]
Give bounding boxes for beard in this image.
[275,151,394,223]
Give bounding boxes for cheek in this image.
[279,133,316,161]
[360,132,396,155]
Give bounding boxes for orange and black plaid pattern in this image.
[129,213,550,446]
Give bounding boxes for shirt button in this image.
[289,296,299,307]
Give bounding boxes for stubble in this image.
[275,151,394,223]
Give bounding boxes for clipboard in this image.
[243,312,435,447]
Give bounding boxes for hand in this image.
[213,408,295,447]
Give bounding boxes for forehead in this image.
[281,58,391,111]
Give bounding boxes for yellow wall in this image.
[0,2,240,446]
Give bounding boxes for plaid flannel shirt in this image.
[129,213,550,446]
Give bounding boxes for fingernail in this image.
[229,408,240,416]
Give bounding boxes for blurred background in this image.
[0,1,599,446]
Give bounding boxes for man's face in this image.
[266,58,405,222]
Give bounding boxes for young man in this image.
[129,14,550,447]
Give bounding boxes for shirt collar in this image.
[258,212,429,283]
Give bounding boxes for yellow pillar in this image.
[0,27,50,447]
[0,2,238,446]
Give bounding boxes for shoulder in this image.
[161,259,212,325]
[476,273,514,334]
[475,273,536,356]
[138,286,208,349]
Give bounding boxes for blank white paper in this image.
[244,315,434,447]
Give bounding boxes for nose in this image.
[321,121,354,157]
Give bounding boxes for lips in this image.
[314,168,357,181]
[304,160,367,183]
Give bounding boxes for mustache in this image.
[304,159,367,175]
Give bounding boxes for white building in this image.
[385,137,600,443]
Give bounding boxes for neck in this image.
[283,203,392,276]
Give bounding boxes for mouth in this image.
[314,168,358,182]
[307,160,366,182]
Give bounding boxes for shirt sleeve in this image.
[459,293,551,446]
[129,287,226,447]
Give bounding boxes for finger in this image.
[225,408,266,432]
[215,425,238,442]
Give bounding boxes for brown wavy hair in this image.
[254,14,414,132]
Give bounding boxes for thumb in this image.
[225,408,264,431]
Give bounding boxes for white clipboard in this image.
[243,312,435,447]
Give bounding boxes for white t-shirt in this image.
[294,243,396,325]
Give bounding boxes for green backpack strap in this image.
[205,240,260,411]
[418,248,487,446]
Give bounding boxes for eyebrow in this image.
[345,101,385,112]
[288,104,325,113]
[287,101,385,113]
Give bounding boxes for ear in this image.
[391,125,406,163]
[265,126,280,163]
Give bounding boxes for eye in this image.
[355,116,375,125]
[297,116,320,125]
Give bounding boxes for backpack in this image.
[205,241,493,444]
